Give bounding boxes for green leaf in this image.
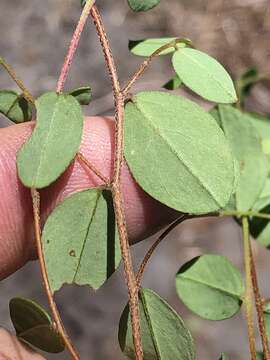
[248,112,270,158]
[172,48,237,103]
[127,0,160,12]
[163,74,182,90]
[129,38,178,57]
[119,288,196,360]
[216,105,268,211]
[42,189,121,292]
[175,255,244,320]
[9,297,64,353]
[256,352,264,360]
[17,91,83,189]
[219,354,229,360]
[124,91,235,214]
[69,86,92,106]
[0,89,32,123]
[236,67,258,105]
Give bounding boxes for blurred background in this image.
[0,0,270,358]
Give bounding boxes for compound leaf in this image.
[17,91,83,189]
[0,89,32,123]
[42,189,121,292]
[172,48,237,103]
[216,105,268,211]
[175,255,244,320]
[127,0,160,12]
[129,38,177,57]
[69,86,92,106]
[9,297,64,353]
[119,288,196,360]
[124,91,235,214]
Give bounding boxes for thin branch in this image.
[122,38,191,95]
[31,189,80,360]
[0,57,35,104]
[242,216,257,360]
[77,152,110,185]
[136,215,189,288]
[90,5,143,360]
[250,245,270,359]
[56,0,96,93]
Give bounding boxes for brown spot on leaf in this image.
[69,250,76,257]
[240,159,245,170]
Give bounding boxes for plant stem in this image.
[90,5,143,359]
[122,38,191,95]
[221,210,270,221]
[56,0,95,94]
[136,215,189,288]
[250,246,270,359]
[31,189,80,360]
[77,152,110,185]
[242,216,257,360]
[0,57,35,104]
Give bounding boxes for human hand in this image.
[0,116,178,358]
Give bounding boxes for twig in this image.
[122,38,191,95]
[250,245,270,359]
[136,215,189,288]
[56,0,96,93]
[242,216,257,360]
[31,189,80,360]
[77,152,110,185]
[90,5,143,359]
[0,57,35,104]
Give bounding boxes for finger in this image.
[0,117,178,279]
[0,328,45,359]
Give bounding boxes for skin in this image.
[0,116,178,357]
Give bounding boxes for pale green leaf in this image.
[124,91,235,214]
[127,0,160,12]
[9,297,64,353]
[175,255,244,320]
[17,91,83,189]
[172,48,237,103]
[129,38,177,56]
[42,189,121,292]
[216,105,268,211]
[163,74,182,90]
[69,86,92,106]
[0,89,32,123]
[248,112,270,158]
[119,288,196,360]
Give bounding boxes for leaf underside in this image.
[127,0,160,12]
[0,89,32,123]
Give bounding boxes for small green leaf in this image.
[42,189,121,292]
[0,89,32,123]
[124,91,235,214]
[127,0,160,12]
[219,354,229,360]
[236,67,258,105]
[9,297,64,353]
[69,86,92,106]
[163,74,182,90]
[216,105,268,211]
[172,48,237,103]
[175,255,244,320]
[17,91,83,189]
[248,112,270,158]
[256,352,264,360]
[119,288,196,360]
[129,38,178,56]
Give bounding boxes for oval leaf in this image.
[42,189,121,292]
[119,288,196,360]
[175,255,244,320]
[0,89,32,123]
[172,48,237,103]
[216,105,268,211]
[17,91,83,189]
[69,86,92,106]
[127,0,160,12]
[9,297,64,353]
[124,91,235,214]
[129,38,177,56]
